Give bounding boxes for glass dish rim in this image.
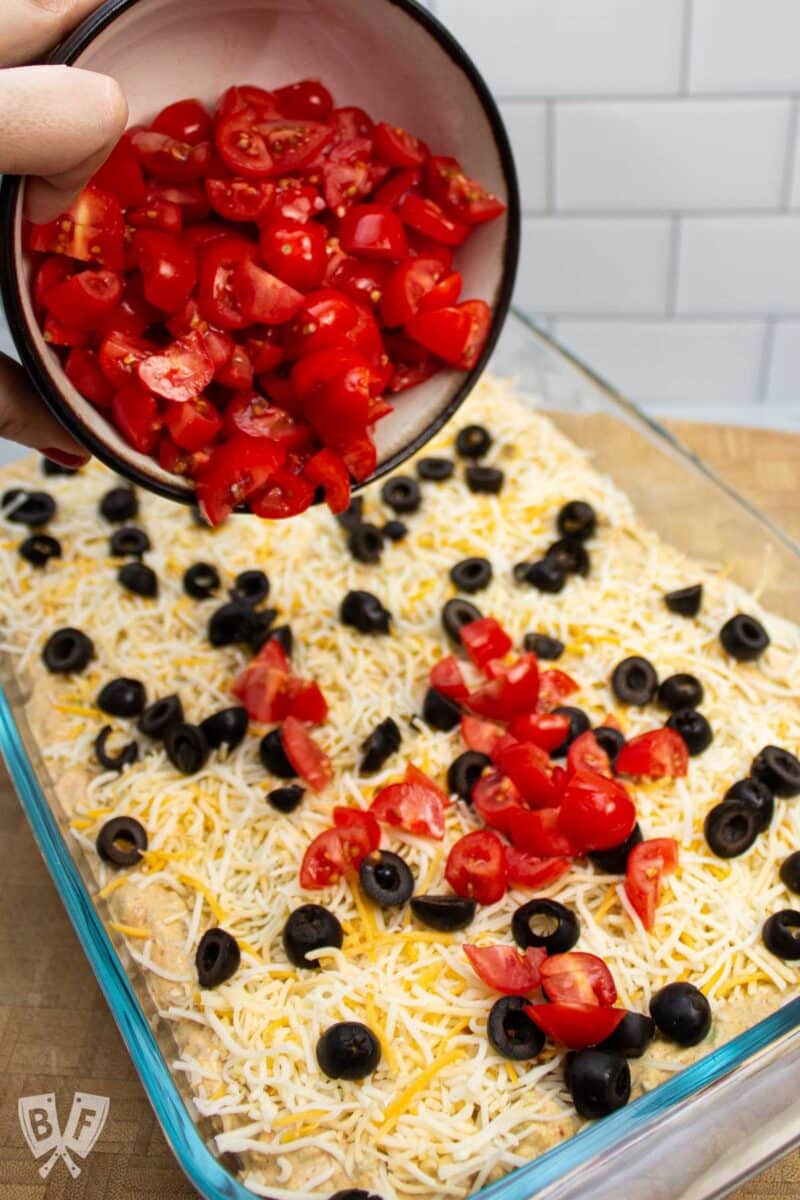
[1,307,799,1200]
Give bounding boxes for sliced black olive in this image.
[165,723,209,775]
[196,928,240,987]
[417,456,454,482]
[268,784,305,813]
[516,558,566,593]
[230,569,270,606]
[666,708,713,756]
[208,601,255,647]
[381,475,421,514]
[597,1011,655,1058]
[441,597,482,643]
[465,465,504,494]
[360,717,402,773]
[19,533,61,567]
[720,613,770,661]
[336,496,364,532]
[724,778,774,832]
[763,909,800,960]
[450,557,492,594]
[2,489,56,527]
[42,457,79,476]
[567,1049,630,1119]
[611,655,658,706]
[359,851,414,907]
[316,1022,381,1080]
[138,694,183,739]
[456,424,492,459]
[512,899,579,954]
[557,500,596,542]
[551,706,591,755]
[340,590,391,634]
[97,678,146,718]
[589,823,643,874]
[410,895,476,932]
[593,726,626,764]
[100,486,138,523]
[218,1152,243,1177]
[283,903,343,968]
[268,624,294,656]
[348,523,384,564]
[110,526,150,558]
[664,583,702,617]
[704,801,760,858]
[247,608,280,653]
[447,751,490,802]
[329,1191,382,1200]
[382,519,408,542]
[96,815,147,866]
[118,561,158,597]
[42,627,94,674]
[546,537,590,577]
[184,562,221,599]
[523,632,564,660]
[650,981,711,1046]
[780,852,800,894]
[94,726,139,772]
[259,728,296,778]
[487,996,544,1060]
[422,686,461,732]
[751,745,800,798]
[200,706,248,751]
[657,673,703,711]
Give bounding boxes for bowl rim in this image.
[0,0,520,505]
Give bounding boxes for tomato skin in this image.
[269,179,326,224]
[380,258,445,328]
[232,638,290,722]
[259,219,328,291]
[90,139,147,208]
[195,434,287,525]
[330,106,374,143]
[215,342,253,390]
[446,830,508,905]
[509,713,572,754]
[300,827,364,889]
[430,656,470,702]
[231,258,304,325]
[505,849,571,890]
[283,290,362,359]
[65,347,115,409]
[138,331,215,403]
[217,86,279,121]
[374,122,427,168]
[509,807,579,857]
[285,677,329,724]
[164,396,222,452]
[537,669,580,712]
[464,944,546,994]
[397,192,469,246]
[129,197,183,235]
[558,769,637,853]
[224,391,311,449]
[33,256,74,315]
[467,654,541,722]
[111,382,162,454]
[524,1003,628,1050]
[460,617,512,670]
[197,234,257,330]
[205,177,275,222]
[45,269,123,332]
[625,838,679,930]
[98,330,157,390]
[425,155,506,226]
[494,741,561,809]
[328,258,387,309]
[471,769,525,834]
[339,204,408,261]
[281,716,332,791]
[303,448,351,514]
[152,98,213,146]
[274,78,333,122]
[215,111,274,179]
[149,181,211,224]
[370,765,446,839]
[541,953,618,1006]
[29,186,125,270]
[615,729,689,779]
[248,469,316,518]
[567,730,612,779]
[406,299,490,370]
[132,229,196,313]
[130,129,212,183]
[374,168,422,211]
[461,715,506,757]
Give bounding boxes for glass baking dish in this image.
[1,305,799,1200]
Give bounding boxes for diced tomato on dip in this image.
[281,716,332,792]
[27,80,505,524]
[540,953,618,1006]
[505,848,571,890]
[464,944,546,994]
[625,838,679,930]
[445,829,508,905]
[333,806,381,853]
[615,729,689,779]
[370,764,447,839]
[558,769,637,853]
[524,1003,628,1050]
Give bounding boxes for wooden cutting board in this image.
[0,422,798,1200]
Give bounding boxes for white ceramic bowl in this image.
[0,0,519,503]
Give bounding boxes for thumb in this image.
[0,351,89,461]
[0,65,128,222]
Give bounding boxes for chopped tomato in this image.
[509,712,572,754]
[329,258,388,309]
[472,769,526,835]
[300,828,363,889]
[129,196,184,235]
[152,98,213,146]
[373,122,427,168]
[215,342,253,391]
[132,229,196,312]
[197,234,257,330]
[537,668,580,712]
[138,331,215,402]
[406,299,490,370]
[494,740,561,809]
[540,953,618,1007]
[33,256,74,315]
[374,168,422,211]
[258,218,328,292]
[281,716,332,791]
[430,656,470,702]
[224,391,311,449]
[615,729,689,779]
[90,140,147,208]
[329,106,374,143]
[567,730,612,778]
[45,269,123,332]
[380,258,456,328]
[524,1003,627,1050]
[111,382,162,454]
[232,638,290,722]
[425,155,506,226]
[275,79,333,121]
[303,448,351,515]
[217,85,279,121]
[460,617,512,670]
[268,179,326,224]
[195,434,286,525]
[284,290,363,359]
[464,944,546,994]
[29,186,125,269]
[558,769,637,853]
[446,830,508,905]
[245,327,285,375]
[98,329,157,390]
[149,181,210,223]
[130,129,212,184]
[505,849,571,890]
[370,764,446,839]
[205,177,275,222]
[467,654,540,721]
[164,396,222,452]
[232,258,304,325]
[41,313,87,346]
[461,715,506,757]
[285,678,328,724]
[65,347,114,409]
[397,192,469,246]
[509,807,579,858]
[625,838,679,930]
[248,469,316,519]
[258,118,333,175]
[339,204,408,261]
[333,805,381,852]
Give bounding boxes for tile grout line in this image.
[780,98,799,209]
[544,102,556,213]
[755,319,777,406]
[679,0,694,95]
[665,216,683,316]
[520,208,800,219]
[493,90,798,104]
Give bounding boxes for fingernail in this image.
[42,447,90,468]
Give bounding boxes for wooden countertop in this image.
[1,421,798,1200]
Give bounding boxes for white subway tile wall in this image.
[428,0,800,423]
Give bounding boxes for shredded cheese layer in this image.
[1,377,799,1199]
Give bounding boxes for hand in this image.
[1,0,128,462]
